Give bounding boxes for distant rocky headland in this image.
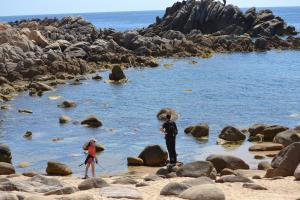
[0,0,300,101]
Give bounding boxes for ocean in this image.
[0,7,300,32]
[0,8,300,175]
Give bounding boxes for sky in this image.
[1,0,300,17]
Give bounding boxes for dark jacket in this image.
[162,120,178,140]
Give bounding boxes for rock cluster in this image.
[1,1,299,100]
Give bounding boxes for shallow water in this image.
[1,50,300,175]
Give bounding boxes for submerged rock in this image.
[81,115,102,128]
[109,65,126,82]
[58,100,76,108]
[185,123,209,138]
[218,126,246,142]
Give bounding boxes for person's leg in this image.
[170,137,176,164]
[85,163,90,178]
[166,139,173,164]
[91,161,95,177]
[172,136,177,164]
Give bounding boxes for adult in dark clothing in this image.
[160,114,178,165]
[223,0,226,6]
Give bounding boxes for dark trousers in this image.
[166,136,177,164]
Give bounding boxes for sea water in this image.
[0,8,300,174]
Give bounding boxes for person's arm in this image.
[160,123,166,134]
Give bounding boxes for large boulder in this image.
[160,182,190,196]
[206,155,249,173]
[78,177,109,190]
[0,162,15,175]
[138,145,168,167]
[185,123,209,138]
[99,186,142,199]
[179,184,225,200]
[218,126,246,142]
[81,115,102,128]
[265,142,300,177]
[46,161,72,176]
[156,108,178,121]
[249,143,284,151]
[0,144,12,163]
[273,129,300,147]
[109,65,126,82]
[176,161,216,178]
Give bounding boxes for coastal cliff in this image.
[0,0,300,101]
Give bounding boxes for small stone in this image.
[22,171,38,177]
[243,183,267,190]
[58,100,76,108]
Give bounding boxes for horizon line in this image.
[0,5,300,18]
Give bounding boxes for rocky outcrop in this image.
[265,142,300,178]
[206,154,249,173]
[146,0,296,37]
[138,145,168,166]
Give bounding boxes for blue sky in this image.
[1,0,300,16]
